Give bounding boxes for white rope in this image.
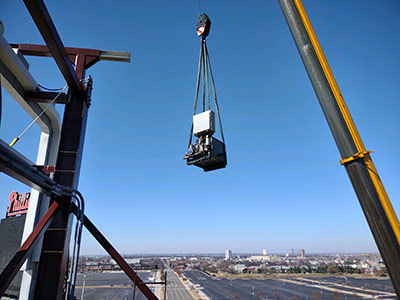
[10,84,68,147]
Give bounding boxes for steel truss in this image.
[0,0,159,299]
[0,199,159,299]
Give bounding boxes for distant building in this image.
[225,249,232,260]
[301,249,305,258]
[249,249,269,262]
[250,255,270,261]
[111,258,140,265]
[234,264,246,273]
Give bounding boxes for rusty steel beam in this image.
[0,201,61,297]
[12,43,101,69]
[70,204,158,300]
[22,0,81,92]
[11,43,99,58]
[12,44,130,63]
[11,44,131,68]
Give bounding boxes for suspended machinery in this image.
[184,13,227,172]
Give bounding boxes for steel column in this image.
[33,66,90,300]
[14,0,130,297]
[163,271,167,300]
[278,0,400,296]
[11,41,129,300]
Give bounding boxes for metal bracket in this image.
[37,165,55,178]
[84,76,93,107]
[340,150,373,165]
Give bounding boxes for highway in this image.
[183,270,396,300]
[166,270,194,300]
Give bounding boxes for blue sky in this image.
[0,0,399,255]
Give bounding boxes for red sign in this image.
[6,191,30,217]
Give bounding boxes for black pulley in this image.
[196,13,211,37]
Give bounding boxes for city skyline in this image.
[1,0,400,255]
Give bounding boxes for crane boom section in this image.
[293,0,400,246]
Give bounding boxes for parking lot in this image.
[74,271,156,300]
[183,270,396,300]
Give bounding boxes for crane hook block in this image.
[196,14,211,37]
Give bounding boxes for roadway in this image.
[166,270,194,300]
[183,270,396,300]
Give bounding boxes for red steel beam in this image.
[11,44,101,70]
[70,204,159,300]
[0,201,61,297]
[22,0,81,92]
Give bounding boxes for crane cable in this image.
[198,0,208,15]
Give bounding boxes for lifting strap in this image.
[188,35,225,147]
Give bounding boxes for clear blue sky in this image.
[1,0,399,255]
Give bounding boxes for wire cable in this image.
[9,84,68,147]
[38,84,65,91]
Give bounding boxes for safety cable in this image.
[9,84,68,147]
